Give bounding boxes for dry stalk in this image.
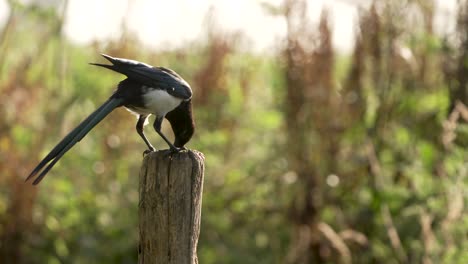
[381,205,409,264]
[442,101,468,149]
[318,222,352,264]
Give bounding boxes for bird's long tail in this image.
[26,97,124,185]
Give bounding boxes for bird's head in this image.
[166,100,195,148]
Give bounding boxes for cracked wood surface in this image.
[139,150,205,264]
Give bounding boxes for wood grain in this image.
[138,150,205,264]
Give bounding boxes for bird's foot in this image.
[169,146,185,153]
[143,147,155,156]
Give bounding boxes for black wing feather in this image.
[91,54,192,100]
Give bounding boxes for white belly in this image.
[129,89,182,117]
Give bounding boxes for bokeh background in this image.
[0,0,467,263]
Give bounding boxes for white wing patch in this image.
[142,89,182,117]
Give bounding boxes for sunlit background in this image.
[0,0,467,263]
[0,0,459,52]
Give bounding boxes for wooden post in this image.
[138,150,205,264]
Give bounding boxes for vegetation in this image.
[0,0,466,263]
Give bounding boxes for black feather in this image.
[91,54,192,100]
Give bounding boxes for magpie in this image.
[26,54,195,185]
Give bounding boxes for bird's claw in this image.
[142,146,185,156]
[143,148,155,156]
[169,146,182,153]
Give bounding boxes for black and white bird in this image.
[26,54,195,185]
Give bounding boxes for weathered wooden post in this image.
[138,150,205,264]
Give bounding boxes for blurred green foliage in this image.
[0,1,467,264]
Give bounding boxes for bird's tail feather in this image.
[26,98,123,185]
[89,54,121,73]
[89,63,114,71]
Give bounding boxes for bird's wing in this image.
[91,54,192,100]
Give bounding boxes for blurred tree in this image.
[0,1,70,262]
[447,0,468,112]
[282,0,342,262]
